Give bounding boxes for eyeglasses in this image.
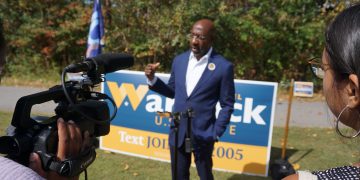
[187,33,207,41]
[308,57,330,79]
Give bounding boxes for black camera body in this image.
[0,53,134,176]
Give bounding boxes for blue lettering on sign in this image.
[104,71,277,147]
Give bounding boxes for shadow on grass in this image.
[270,146,298,163]
[269,146,314,165]
[226,146,313,180]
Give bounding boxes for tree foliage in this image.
[0,0,344,82]
[0,0,90,78]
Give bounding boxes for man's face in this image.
[189,22,213,59]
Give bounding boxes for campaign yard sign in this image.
[100,70,278,176]
[294,81,314,97]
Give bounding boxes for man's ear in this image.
[347,74,360,108]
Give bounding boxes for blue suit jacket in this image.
[150,50,235,147]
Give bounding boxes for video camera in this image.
[0,53,134,177]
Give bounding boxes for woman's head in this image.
[322,4,360,135]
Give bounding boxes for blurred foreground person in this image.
[0,19,89,180]
[284,4,360,180]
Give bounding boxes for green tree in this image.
[0,0,343,83]
[0,0,90,79]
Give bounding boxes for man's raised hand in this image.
[145,62,160,81]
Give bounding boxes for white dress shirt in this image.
[148,47,213,97]
[185,47,212,96]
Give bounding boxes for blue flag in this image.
[86,0,105,58]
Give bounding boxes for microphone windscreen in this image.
[93,53,134,73]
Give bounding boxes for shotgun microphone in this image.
[65,53,134,74]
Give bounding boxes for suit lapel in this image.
[188,53,215,99]
[179,52,190,98]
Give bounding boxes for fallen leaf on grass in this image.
[124,164,129,170]
[292,163,300,170]
[104,150,112,154]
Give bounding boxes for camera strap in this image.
[46,147,96,177]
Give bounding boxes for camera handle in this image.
[47,147,96,177]
[34,127,96,177]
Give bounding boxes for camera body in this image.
[0,53,133,176]
[0,78,111,174]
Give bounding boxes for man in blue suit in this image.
[145,19,235,180]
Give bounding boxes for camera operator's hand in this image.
[28,118,90,180]
[145,62,160,81]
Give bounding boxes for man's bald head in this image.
[192,19,215,41]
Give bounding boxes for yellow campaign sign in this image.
[212,142,268,175]
[101,126,170,161]
[101,125,268,175]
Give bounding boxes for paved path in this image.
[0,86,57,115]
[0,86,334,128]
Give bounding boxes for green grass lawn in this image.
[0,111,358,180]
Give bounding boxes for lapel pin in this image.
[208,63,216,71]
